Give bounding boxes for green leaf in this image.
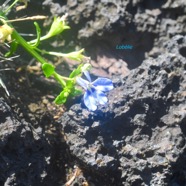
[69,64,83,78]
[70,88,82,97]
[42,63,55,77]
[0,11,5,17]
[5,41,18,57]
[66,79,74,88]
[54,90,69,104]
[31,22,41,48]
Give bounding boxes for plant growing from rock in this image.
[0,0,113,111]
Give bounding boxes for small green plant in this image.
[0,0,113,111]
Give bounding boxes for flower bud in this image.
[81,63,92,72]
[0,24,13,43]
[45,14,70,39]
[64,49,88,62]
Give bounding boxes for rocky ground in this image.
[0,0,186,186]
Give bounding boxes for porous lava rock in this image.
[0,98,51,185]
[0,96,64,186]
[43,0,186,74]
[1,0,186,185]
[59,35,186,185]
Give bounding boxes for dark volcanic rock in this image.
[43,0,186,74]
[1,1,186,185]
[0,98,50,186]
[0,98,47,185]
[59,35,186,185]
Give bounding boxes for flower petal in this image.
[76,77,89,90]
[92,78,113,92]
[84,71,91,82]
[83,89,97,111]
[94,90,108,105]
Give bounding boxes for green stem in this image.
[12,30,46,64]
[28,34,50,44]
[59,75,73,81]
[53,72,66,87]
[11,30,66,87]
[4,0,19,15]
[35,48,67,57]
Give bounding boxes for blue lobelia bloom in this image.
[76,71,113,111]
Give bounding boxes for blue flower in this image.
[76,71,113,111]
